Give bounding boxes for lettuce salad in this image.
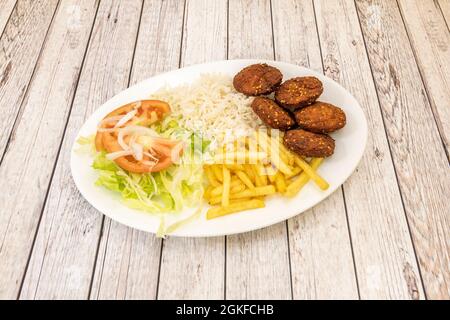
[77,116,210,235]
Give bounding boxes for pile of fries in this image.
[203,131,329,219]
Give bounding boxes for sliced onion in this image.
[117,129,130,151]
[131,142,143,161]
[97,127,119,133]
[143,151,158,161]
[170,142,184,164]
[129,134,137,146]
[115,109,137,128]
[119,125,159,137]
[142,159,158,166]
[106,150,134,160]
[132,101,142,110]
[97,116,124,132]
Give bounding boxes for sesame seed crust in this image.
[251,97,295,130]
[283,129,335,157]
[294,101,346,133]
[275,77,323,111]
[233,64,283,96]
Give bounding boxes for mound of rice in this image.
[149,74,264,147]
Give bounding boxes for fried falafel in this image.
[275,77,323,111]
[233,63,283,96]
[251,97,295,130]
[294,101,346,133]
[283,129,335,158]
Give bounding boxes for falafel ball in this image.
[233,63,283,96]
[294,101,346,133]
[283,129,335,158]
[251,97,295,130]
[275,77,323,111]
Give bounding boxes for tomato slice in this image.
[95,100,171,152]
[95,100,179,173]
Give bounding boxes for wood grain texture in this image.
[315,0,425,299]
[1,0,447,300]
[272,0,358,300]
[397,0,450,157]
[226,0,291,300]
[438,0,450,27]
[355,0,450,299]
[0,0,98,299]
[19,0,142,300]
[0,0,58,160]
[89,0,185,299]
[157,0,227,300]
[0,0,16,34]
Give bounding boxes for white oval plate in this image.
[71,59,367,237]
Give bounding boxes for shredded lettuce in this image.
[75,134,96,155]
[86,118,208,233]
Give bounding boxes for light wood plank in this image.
[0,0,16,34]
[315,0,425,299]
[355,0,450,299]
[0,0,58,160]
[438,0,450,27]
[226,0,291,300]
[272,0,358,299]
[157,0,227,300]
[0,0,98,299]
[19,0,142,300]
[397,0,450,157]
[90,0,185,299]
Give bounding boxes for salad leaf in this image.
[75,134,96,155]
[88,118,208,223]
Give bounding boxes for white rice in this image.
[149,73,264,147]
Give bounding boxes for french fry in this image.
[231,185,276,199]
[278,136,295,164]
[226,164,245,171]
[275,140,290,164]
[203,186,214,200]
[211,164,223,182]
[205,165,220,187]
[208,185,276,205]
[235,170,255,189]
[210,180,242,197]
[288,156,295,167]
[268,174,276,184]
[285,172,310,197]
[256,164,268,185]
[230,184,246,194]
[285,166,302,179]
[222,166,231,206]
[206,199,265,219]
[275,172,287,193]
[256,131,293,175]
[205,135,330,216]
[285,158,324,197]
[265,164,277,176]
[244,164,255,182]
[209,197,248,206]
[264,164,277,183]
[251,165,264,187]
[293,157,329,190]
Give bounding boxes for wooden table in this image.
[0,0,448,300]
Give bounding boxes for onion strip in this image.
[115,109,137,128]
